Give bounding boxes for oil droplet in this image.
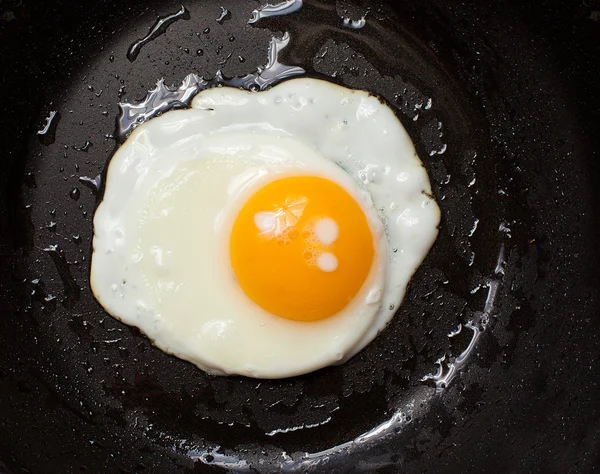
[37,111,61,145]
[342,16,367,29]
[116,33,304,140]
[72,141,93,152]
[79,175,102,195]
[127,6,190,62]
[216,7,231,24]
[249,0,303,24]
[70,187,81,201]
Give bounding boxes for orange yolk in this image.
[229,176,375,322]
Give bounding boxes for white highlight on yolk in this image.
[317,252,338,272]
[254,211,278,234]
[314,217,339,245]
[253,197,308,237]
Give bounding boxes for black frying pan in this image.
[1,0,599,472]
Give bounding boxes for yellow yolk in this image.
[230,176,375,322]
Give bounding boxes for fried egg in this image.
[91,78,440,378]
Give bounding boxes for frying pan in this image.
[1,0,599,472]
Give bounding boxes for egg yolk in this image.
[230,176,375,322]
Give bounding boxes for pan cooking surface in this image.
[0,0,598,472]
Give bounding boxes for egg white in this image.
[91,78,440,378]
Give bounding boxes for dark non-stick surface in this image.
[1,0,599,472]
